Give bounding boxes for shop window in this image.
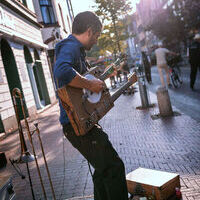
[40,0,56,24]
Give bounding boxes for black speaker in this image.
[0,152,7,169]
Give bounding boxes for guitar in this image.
[57,72,137,136]
[83,57,125,103]
[86,57,125,79]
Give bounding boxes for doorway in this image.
[0,39,28,120]
[33,49,50,106]
[24,46,44,110]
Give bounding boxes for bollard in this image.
[138,74,150,108]
[156,86,173,116]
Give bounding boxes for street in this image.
[1,75,200,199]
[1,0,200,199]
[148,66,200,122]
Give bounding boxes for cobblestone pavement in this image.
[149,66,200,122]
[1,84,200,200]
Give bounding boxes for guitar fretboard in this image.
[111,80,133,103]
[99,58,123,81]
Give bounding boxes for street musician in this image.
[53,11,128,200]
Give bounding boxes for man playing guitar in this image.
[54,11,129,200]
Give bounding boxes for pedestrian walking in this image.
[110,75,117,88]
[155,43,177,87]
[121,54,129,82]
[53,11,128,200]
[116,70,122,84]
[141,51,152,84]
[187,33,200,90]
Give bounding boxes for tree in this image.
[97,20,129,56]
[147,0,200,49]
[93,0,131,55]
[148,8,185,46]
[173,0,200,32]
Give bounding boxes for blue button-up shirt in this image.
[53,34,88,125]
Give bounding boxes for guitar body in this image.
[57,83,114,136]
[57,57,137,136]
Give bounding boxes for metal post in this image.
[138,74,150,108]
[135,62,153,109]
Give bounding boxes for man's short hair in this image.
[72,11,102,34]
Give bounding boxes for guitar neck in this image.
[111,80,133,103]
[99,65,115,80]
[99,58,122,81]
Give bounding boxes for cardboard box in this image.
[126,168,180,200]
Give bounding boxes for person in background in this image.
[155,42,177,87]
[53,11,128,200]
[187,33,200,91]
[121,54,129,82]
[109,75,117,88]
[141,51,152,84]
[116,69,122,84]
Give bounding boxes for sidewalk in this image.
[1,84,200,200]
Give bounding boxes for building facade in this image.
[134,0,169,51]
[0,0,56,133]
[126,14,141,60]
[32,0,73,72]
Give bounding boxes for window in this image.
[67,15,71,32]
[58,4,67,32]
[40,0,56,24]
[17,0,27,7]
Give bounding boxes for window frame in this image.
[39,0,56,24]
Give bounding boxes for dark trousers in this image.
[144,67,152,83]
[63,123,128,200]
[190,62,200,88]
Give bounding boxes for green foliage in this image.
[94,0,131,21]
[97,21,129,56]
[93,0,131,55]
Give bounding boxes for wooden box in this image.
[126,168,180,200]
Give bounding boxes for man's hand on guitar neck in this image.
[68,73,104,93]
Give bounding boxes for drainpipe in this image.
[66,0,74,22]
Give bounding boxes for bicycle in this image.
[167,55,183,88]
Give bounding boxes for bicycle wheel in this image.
[174,66,183,83]
[171,70,181,88]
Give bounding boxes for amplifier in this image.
[0,175,16,200]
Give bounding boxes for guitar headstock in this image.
[128,72,137,85]
[112,57,125,70]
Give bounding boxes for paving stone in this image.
[1,89,200,199]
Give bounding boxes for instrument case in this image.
[126,167,180,200]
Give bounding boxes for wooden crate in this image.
[126,168,180,200]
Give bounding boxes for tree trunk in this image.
[113,19,121,53]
